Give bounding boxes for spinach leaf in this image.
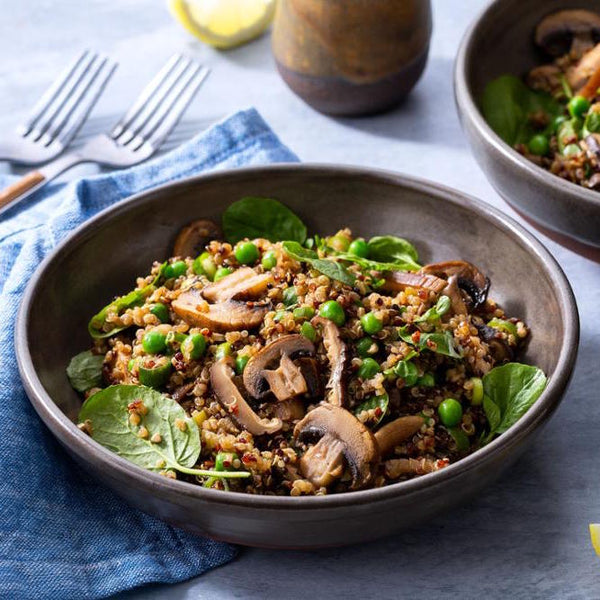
[367,235,419,264]
[66,350,104,392]
[482,363,547,438]
[336,252,420,274]
[354,392,389,426]
[223,197,307,244]
[398,326,463,359]
[584,111,600,136]
[482,75,562,145]
[414,295,451,323]
[79,385,250,480]
[282,241,356,286]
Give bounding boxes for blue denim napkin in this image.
[0,109,298,600]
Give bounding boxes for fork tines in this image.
[110,54,210,152]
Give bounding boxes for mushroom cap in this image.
[381,271,447,295]
[202,267,272,303]
[374,415,425,456]
[172,288,269,332]
[173,219,221,258]
[535,9,600,56]
[312,316,347,406]
[210,358,282,435]
[474,322,514,363]
[293,403,379,490]
[243,334,315,399]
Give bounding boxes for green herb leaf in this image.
[415,295,451,323]
[483,394,502,435]
[223,197,307,244]
[482,75,562,145]
[367,235,419,264]
[482,363,547,436]
[398,326,463,359]
[282,241,356,286]
[336,252,420,274]
[79,385,250,480]
[354,392,389,426]
[583,111,600,136]
[66,350,104,392]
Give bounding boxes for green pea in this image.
[235,355,249,374]
[358,357,380,379]
[193,252,217,280]
[568,95,590,118]
[329,235,350,252]
[293,306,315,320]
[348,238,369,258]
[438,398,463,428]
[300,321,316,342]
[142,330,167,354]
[235,242,259,265]
[150,303,169,324]
[215,342,233,361]
[360,311,383,335]
[394,360,418,386]
[318,300,345,327]
[261,251,277,270]
[164,260,187,279]
[469,377,483,406]
[356,337,377,357]
[182,333,206,361]
[417,372,436,387]
[528,134,549,156]
[282,286,298,306]
[215,451,239,471]
[214,267,233,281]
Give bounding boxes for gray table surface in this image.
[2,0,599,598]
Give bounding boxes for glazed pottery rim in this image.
[16,163,579,510]
[454,0,600,212]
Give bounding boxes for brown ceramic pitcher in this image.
[272,0,432,116]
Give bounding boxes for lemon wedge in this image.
[168,0,276,50]
[591,524,600,557]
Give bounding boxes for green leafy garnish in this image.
[282,241,355,286]
[79,385,250,480]
[223,197,307,244]
[482,363,547,443]
[414,295,451,323]
[336,252,420,274]
[367,235,419,265]
[398,326,463,359]
[583,111,600,136]
[487,318,518,337]
[482,75,562,145]
[66,350,104,392]
[354,393,389,426]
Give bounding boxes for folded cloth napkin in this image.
[0,109,298,600]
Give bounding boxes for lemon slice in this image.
[591,524,600,557]
[168,0,276,50]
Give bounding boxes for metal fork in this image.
[0,50,117,165]
[0,55,210,218]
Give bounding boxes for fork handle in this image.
[0,171,46,210]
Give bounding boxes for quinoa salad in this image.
[483,9,600,190]
[69,197,547,496]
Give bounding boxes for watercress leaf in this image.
[282,241,356,286]
[354,392,389,426]
[483,394,502,434]
[367,235,419,263]
[415,295,451,323]
[336,252,420,274]
[66,350,104,392]
[584,110,600,136]
[397,326,414,345]
[223,197,307,244]
[420,331,463,359]
[482,75,562,145]
[483,363,547,434]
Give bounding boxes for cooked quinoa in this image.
[76,220,532,497]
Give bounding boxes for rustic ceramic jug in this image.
[272,0,432,116]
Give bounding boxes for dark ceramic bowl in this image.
[454,0,600,249]
[15,165,578,548]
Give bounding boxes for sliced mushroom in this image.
[381,271,447,295]
[375,415,425,456]
[567,43,600,92]
[202,267,272,303]
[210,358,282,435]
[269,398,306,422]
[296,357,322,398]
[293,404,379,490]
[172,288,268,332]
[173,219,221,258]
[385,457,449,479]
[583,132,600,164]
[243,334,315,400]
[535,10,600,57]
[312,316,347,406]
[475,322,514,363]
[420,261,490,310]
[263,354,309,401]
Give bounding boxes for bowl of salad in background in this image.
[15,165,578,548]
[455,0,600,249]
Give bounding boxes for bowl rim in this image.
[15,163,579,511]
[453,0,600,212]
